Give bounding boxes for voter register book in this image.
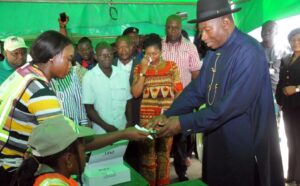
[83,140,130,186]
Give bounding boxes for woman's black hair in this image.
[288,28,300,42]
[12,140,80,186]
[143,33,162,50]
[30,30,73,64]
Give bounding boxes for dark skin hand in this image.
[85,104,118,132]
[58,15,69,36]
[147,115,182,138]
[283,86,298,96]
[125,99,133,127]
[85,127,149,151]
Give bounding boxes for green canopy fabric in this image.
[0,0,299,44]
[235,0,300,33]
[0,1,196,44]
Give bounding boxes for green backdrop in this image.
[0,0,299,44]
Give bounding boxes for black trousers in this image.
[172,133,196,179]
[124,141,140,172]
[283,107,300,183]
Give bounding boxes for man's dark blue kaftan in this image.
[165,28,284,186]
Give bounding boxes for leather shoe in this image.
[179,176,189,182]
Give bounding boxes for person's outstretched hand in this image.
[123,127,149,141]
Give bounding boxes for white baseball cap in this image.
[3,36,28,51]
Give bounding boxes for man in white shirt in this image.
[82,42,132,134]
[113,36,141,123]
[112,35,142,171]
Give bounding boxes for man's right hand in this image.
[140,55,152,73]
[146,115,168,130]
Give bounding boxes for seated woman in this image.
[131,33,183,186]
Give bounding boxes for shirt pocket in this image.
[111,85,127,101]
[111,86,127,118]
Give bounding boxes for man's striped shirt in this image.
[162,37,202,87]
[49,64,88,125]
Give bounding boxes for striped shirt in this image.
[162,37,202,87]
[50,64,88,125]
[0,79,62,169]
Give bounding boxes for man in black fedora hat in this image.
[147,0,285,185]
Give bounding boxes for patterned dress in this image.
[133,61,183,186]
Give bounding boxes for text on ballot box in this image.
[83,140,130,186]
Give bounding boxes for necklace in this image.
[207,52,221,105]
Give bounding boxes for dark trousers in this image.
[172,133,188,179]
[0,167,15,186]
[124,141,140,171]
[172,133,196,179]
[283,107,300,183]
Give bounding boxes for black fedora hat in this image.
[188,0,241,23]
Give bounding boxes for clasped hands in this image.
[146,115,182,138]
[283,85,298,96]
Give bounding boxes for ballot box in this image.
[83,140,130,186]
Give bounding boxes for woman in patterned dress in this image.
[132,34,183,186]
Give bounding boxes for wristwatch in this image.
[139,73,145,77]
[296,86,300,93]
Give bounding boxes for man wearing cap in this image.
[0,36,27,84]
[148,0,284,185]
[122,27,143,61]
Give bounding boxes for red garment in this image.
[81,60,89,69]
[133,61,183,186]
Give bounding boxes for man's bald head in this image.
[166,14,182,43]
[166,14,182,25]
